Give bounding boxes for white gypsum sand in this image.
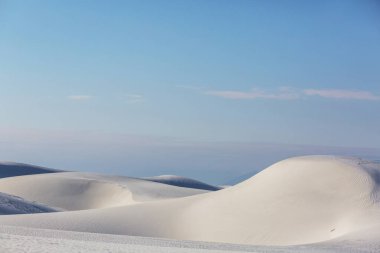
[0,156,379,252]
[0,225,379,253]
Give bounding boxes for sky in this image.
[0,0,379,183]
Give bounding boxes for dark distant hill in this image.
[0,162,63,179]
[145,175,221,191]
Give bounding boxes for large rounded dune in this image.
[179,155,380,245]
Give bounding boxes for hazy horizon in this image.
[1,128,380,184]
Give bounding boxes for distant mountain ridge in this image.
[0,162,63,179]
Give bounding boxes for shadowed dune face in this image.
[0,192,57,215]
[0,156,380,247]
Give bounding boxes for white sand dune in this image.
[177,156,380,245]
[0,162,62,179]
[145,175,221,191]
[0,172,209,210]
[0,155,380,250]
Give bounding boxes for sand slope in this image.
[179,156,380,245]
[0,156,380,247]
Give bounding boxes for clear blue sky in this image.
[0,1,379,182]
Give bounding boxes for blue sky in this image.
[0,1,379,183]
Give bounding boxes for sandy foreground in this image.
[0,156,379,252]
[0,225,379,253]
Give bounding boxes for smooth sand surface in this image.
[1,225,379,253]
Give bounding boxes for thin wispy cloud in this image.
[203,87,380,101]
[205,88,299,100]
[303,89,380,100]
[175,85,205,91]
[124,94,144,104]
[67,95,93,101]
